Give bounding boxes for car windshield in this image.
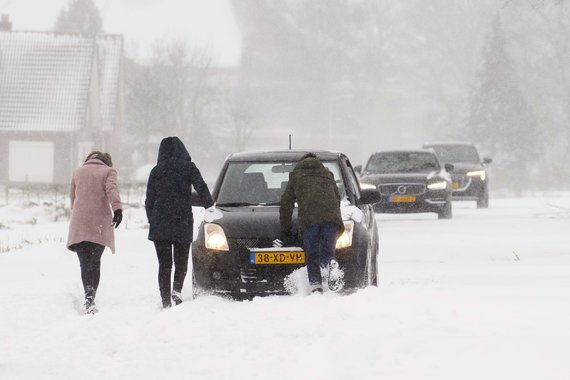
[427,145,480,163]
[216,160,346,205]
[365,152,440,174]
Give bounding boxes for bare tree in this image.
[228,107,256,152]
[124,39,220,166]
[54,0,103,34]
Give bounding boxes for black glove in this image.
[112,209,123,229]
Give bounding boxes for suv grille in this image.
[378,183,426,196]
[451,175,471,191]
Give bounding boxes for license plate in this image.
[390,195,416,203]
[250,249,305,265]
[452,182,460,189]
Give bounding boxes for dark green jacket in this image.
[280,157,344,236]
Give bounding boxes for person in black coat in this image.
[145,137,214,309]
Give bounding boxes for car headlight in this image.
[427,181,448,190]
[204,223,229,251]
[336,221,354,249]
[466,170,486,181]
[359,182,376,190]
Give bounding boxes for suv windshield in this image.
[427,145,480,163]
[365,152,440,174]
[216,161,346,206]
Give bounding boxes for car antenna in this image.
[289,134,292,150]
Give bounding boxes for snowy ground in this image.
[1,195,570,380]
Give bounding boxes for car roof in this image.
[422,141,475,147]
[226,150,344,162]
[370,149,437,156]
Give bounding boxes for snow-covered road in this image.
[1,196,569,379]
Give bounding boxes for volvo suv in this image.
[357,150,453,219]
[423,142,492,208]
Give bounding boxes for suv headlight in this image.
[466,170,486,181]
[427,181,448,190]
[205,223,229,251]
[336,221,354,249]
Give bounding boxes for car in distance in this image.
[191,150,382,298]
[422,142,492,208]
[357,150,453,219]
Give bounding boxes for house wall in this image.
[0,131,79,185]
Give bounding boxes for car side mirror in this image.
[353,165,362,174]
[444,163,454,172]
[483,157,492,165]
[190,191,205,207]
[358,188,381,206]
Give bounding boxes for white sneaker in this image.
[327,259,344,292]
[310,283,323,294]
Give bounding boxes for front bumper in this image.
[451,174,487,200]
[373,193,449,214]
[192,237,361,295]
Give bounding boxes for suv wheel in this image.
[438,196,453,219]
[477,188,489,208]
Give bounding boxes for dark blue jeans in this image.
[302,222,340,287]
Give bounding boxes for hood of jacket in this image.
[294,156,325,172]
[157,137,191,163]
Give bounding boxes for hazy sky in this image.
[1,0,242,65]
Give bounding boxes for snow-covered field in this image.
[1,195,570,380]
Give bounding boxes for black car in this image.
[191,150,381,298]
[422,142,492,208]
[357,150,453,219]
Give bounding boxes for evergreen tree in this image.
[54,0,103,34]
[466,15,539,192]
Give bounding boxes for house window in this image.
[9,141,54,183]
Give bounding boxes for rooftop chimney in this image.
[0,14,12,31]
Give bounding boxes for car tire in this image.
[191,269,200,299]
[364,238,374,287]
[438,197,453,219]
[477,187,489,208]
[341,251,366,291]
[369,230,379,287]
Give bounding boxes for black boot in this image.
[172,290,183,305]
[85,286,98,314]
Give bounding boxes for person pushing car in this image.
[279,152,344,293]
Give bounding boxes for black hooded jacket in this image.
[145,137,214,243]
[280,155,344,236]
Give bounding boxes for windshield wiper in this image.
[216,202,260,207]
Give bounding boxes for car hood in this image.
[360,172,437,185]
[204,202,362,239]
[212,206,287,239]
[447,162,484,174]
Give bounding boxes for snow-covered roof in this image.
[95,35,123,132]
[0,31,122,132]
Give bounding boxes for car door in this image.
[342,156,376,233]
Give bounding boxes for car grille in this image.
[378,183,426,196]
[230,238,274,251]
[451,175,471,191]
[229,238,276,284]
[240,267,266,283]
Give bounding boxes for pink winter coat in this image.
[67,158,123,253]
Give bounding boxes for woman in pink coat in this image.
[67,151,123,314]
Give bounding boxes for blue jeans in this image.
[302,222,340,287]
